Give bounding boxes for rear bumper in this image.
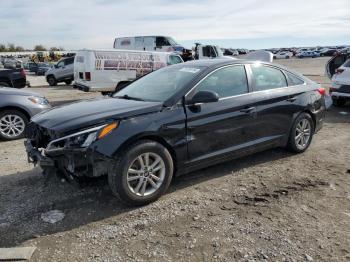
[331,92,350,100]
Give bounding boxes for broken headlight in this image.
[47,122,119,149]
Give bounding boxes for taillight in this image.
[85,72,91,81]
[318,87,326,96]
[20,68,26,77]
[335,68,344,74]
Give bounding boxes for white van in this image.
[113,36,186,53]
[73,49,183,93]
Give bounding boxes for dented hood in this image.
[31,97,163,133]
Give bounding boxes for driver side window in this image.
[195,66,248,98]
[57,61,64,68]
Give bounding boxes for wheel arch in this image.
[112,134,178,172]
[0,106,31,121]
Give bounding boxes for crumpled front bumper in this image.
[25,140,54,168]
[24,140,112,178]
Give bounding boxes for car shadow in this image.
[325,105,350,124]
[0,147,293,247]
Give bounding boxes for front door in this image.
[185,65,256,163]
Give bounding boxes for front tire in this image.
[47,75,57,86]
[108,140,174,206]
[0,110,28,140]
[287,113,314,153]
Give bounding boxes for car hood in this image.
[0,87,44,97]
[31,97,163,133]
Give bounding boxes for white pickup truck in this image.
[73,49,183,94]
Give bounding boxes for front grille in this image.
[338,85,350,94]
[26,122,53,148]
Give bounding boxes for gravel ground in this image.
[1,57,350,261]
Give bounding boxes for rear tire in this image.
[108,140,174,206]
[287,113,314,153]
[0,110,28,141]
[332,98,346,107]
[0,82,10,87]
[47,76,57,86]
[64,80,72,85]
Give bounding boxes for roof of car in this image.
[181,58,269,67]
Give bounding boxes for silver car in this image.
[0,87,51,140]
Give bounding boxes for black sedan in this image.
[25,59,326,206]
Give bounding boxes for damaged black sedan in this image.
[25,59,326,206]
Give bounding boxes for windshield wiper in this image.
[115,94,145,101]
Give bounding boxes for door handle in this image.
[286,96,297,102]
[240,107,256,113]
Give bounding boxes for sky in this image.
[1,0,349,50]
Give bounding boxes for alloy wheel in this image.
[0,114,25,138]
[295,119,311,150]
[126,152,166,197]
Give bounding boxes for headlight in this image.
[47,122,119,149]
[28,96,49,105]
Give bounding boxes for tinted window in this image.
[195,66,248,98]
[156,37,171,47]
[285,71,304,86]
[65,57,74,65]
[251,65,287,91]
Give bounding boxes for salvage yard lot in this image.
[1,57,350,261]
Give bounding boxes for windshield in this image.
[167,37,179,46]
[114,64,205,102]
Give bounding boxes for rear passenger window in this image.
[285,71,305,86]
[251,65,287,91]
[195,66,248,98]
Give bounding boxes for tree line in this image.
[0,43,65,52]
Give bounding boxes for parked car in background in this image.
[320,48,338,57]
[0,68,26,88]
[73,49,183,94]
[0,87,50,140]
[326,52,350,78]
[26,59,325,206]
[221,48,234,56]
[296,51,318,58]
[45,56,75,86]
[229,49,239,56]
[273,51,293,59]
[330,59,350,106]
[36,63,52,76]
[3,58,22,69]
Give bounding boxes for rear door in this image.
[185,65,258,163]
[247,64,305,143]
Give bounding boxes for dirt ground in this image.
[1,57,350,262]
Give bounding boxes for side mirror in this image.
[186,90,219,105]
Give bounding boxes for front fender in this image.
[91,106,188,164]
